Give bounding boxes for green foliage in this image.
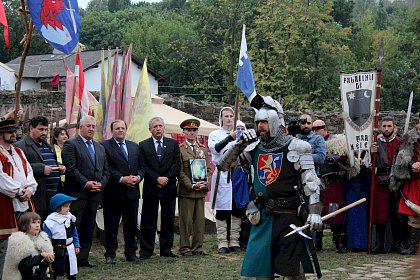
[108,0,131,12]
[86,0,109,12]
[0,0,418,112]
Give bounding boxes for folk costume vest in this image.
[0,147,29,239]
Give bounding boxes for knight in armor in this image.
[209,107,250,254]
[313,119,348,253]
[297,114,326,250]
[217,95,322,279]
[390,121,420,255]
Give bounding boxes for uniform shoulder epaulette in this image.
[179,142,186,148]
[197,142,206,148]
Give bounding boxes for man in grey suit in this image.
[62,115,110,268]
[138,117,181,260]
[102,120,144,264]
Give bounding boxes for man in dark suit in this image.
[101,120,144,264]
[15,116,65,220]
[138,117,181,259]
[61,115,109,268]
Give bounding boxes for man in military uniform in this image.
[218,95,323,279]
[177,119,211,256]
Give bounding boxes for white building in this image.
[0,49,166,95]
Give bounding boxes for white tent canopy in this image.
[151,96,218,136]
[56,96,219,137]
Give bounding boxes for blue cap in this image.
[49,193,77,211]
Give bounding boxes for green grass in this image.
[73,233,414,280]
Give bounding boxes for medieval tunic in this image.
[44,212,79,277]
[0,146,37,240]
[399,140,420,217]
[320,134,347,225]
[372,135,400,224]
[241,146,313,278]
[209,128,233,210]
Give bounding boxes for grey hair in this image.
[79,115,96,126]
[149,117,165,128]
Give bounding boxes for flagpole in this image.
[368,38,384,253]
[15,0,34,123]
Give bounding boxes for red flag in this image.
[75,53,91,116]
[51,74,60,86]
[0,0,10,48]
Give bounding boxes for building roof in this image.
[6,49,166,82]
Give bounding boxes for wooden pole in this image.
[15,0,34,124]
[368,38,384,253]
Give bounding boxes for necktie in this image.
[86,141,95,163]
[191,144,196,155]
[119,142,128,161]
[156,140,162,161]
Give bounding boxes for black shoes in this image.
[125,255,140,262]
[218,247,229,254]
[229,246,242,253]
[105,256,116,264]
[78,261,96,268]
[139,254,151,261]
[160,251,178,258]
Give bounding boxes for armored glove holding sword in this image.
[217,94,323,280]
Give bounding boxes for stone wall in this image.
[1,90,418,134]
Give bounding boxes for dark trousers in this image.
[70,198,98,263]
[103,198,139,258]
[140,187,176,256]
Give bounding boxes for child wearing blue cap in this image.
[43,194,80,280]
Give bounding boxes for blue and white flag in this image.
[236,24,256,102]
[28,0,81,54]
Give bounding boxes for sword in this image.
[403,91,414,134]
[285,198,366,238]
[67,0,78,34]
[400,189,420,215]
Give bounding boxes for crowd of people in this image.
[0,99,418,279]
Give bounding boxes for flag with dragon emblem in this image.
[27,0,81,54]
[340,71,376,167]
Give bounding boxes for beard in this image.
[300,128,311,135]
[5,137,16,144]
[382,131,393,138]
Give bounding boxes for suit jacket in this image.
[138,137,181,198]
[177,142,211,199]
[61,136,110,201]
[15,136,60,211]
[102,138,144,201]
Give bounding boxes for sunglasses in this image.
[184,128,198,132]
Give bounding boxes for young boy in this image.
[44,194,80,280]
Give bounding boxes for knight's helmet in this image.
[252,95,285,137]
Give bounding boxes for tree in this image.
[108,0,131,12]
[250,0,356,111]
[332,0,354,27]
[86,0,109,12]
